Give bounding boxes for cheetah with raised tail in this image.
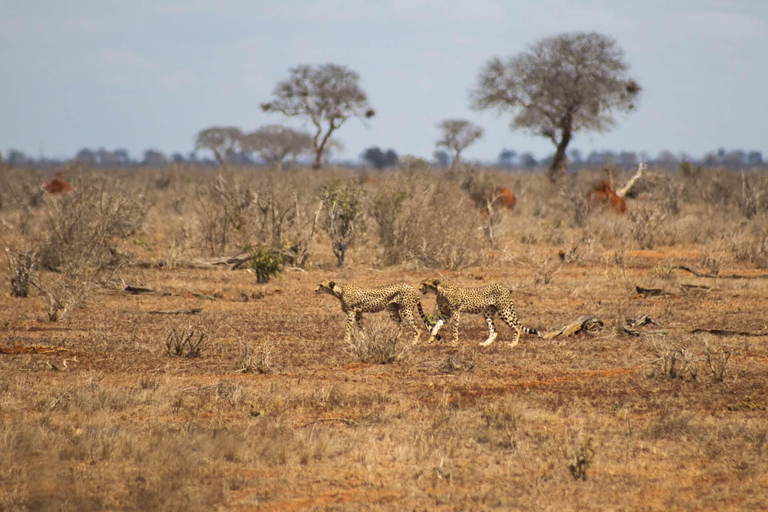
[419,278,539,346]
[315,281,434,344]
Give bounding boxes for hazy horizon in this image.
[2,1,766,162]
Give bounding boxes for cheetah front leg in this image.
[450,310,461,346]
[479,306,498,346]
[344,310,358,344]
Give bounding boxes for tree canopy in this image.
[195,126,244,164]
[471,31,641,180]
[241,125,313,168]
[435,119,484,168]
[261,64,374,169]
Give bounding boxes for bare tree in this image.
[435,119,484,168]
[195,126,244,165]
[318,179,365,267]
[261,64,375,169]
[241,125,314,169]
[471,31,641,181]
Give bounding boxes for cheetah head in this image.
[315,280,339,296]
[419,278,440,295]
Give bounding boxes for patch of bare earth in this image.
[1,256,767,511]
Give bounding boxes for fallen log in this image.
[635,286,666,297]
[672,265,768,280]
[147,308,203,315]
[541,315,604,340]
[690,329,768,337]
[680,283,712,292]
[125,285,154,294]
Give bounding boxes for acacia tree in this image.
[435,119,484,168]
[471,31,641,181]
[261,64,375,169]
[195,126,244,165]
[241,125,314,169]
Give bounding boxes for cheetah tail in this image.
[522,326,539,336]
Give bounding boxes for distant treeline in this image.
[2,145,765,170]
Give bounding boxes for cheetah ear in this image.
[433,279,440,286]
[328,281,336,289]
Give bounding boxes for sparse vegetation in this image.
[704,339,733,382]
[165,324,206,358]
[4,247,37,297]
[1,164,767,511]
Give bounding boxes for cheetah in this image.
[315,281,434,344]
[419,278,539,347]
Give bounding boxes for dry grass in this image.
[1,165,767,510]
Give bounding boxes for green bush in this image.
[248,244,283,284]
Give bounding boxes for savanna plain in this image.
[1,164,767,511]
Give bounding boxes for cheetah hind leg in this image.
[401,308,422,345]
[510,326,522,347]
[479,307,498,346]
[499,310,521,347]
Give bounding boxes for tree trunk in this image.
[334,244,345,268]
[548,127,572,182]
[313,123,337,170]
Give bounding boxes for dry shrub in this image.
[644,411,694,440]
[238,338,277,374]
[699,242,722,275]
[40,273,91,322]
[629,204,665,249]
[370,170,484,269]
[0,167,46,215]
[195,170,258,255]
[566,436,595,481]
[195,170,323,265]
[737,171,767,219]
[38,175,147,272]
[163,313,226,358]
[702,172,736,210]
[559,186,592,227]
[729,226,768,268]
[319,178,366,267]
[704,338,733,382]
[22,176,147,320]
[460,169,516,246]
[347,316,410,364]
[253,172,323,267]
[649,336,698,380]
[528,249,561,285]
[481,397,525,431]
[651,263,677,281]
[4,247,37,297]
[164,323,207,358]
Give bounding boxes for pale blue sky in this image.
[1,0,766,162]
